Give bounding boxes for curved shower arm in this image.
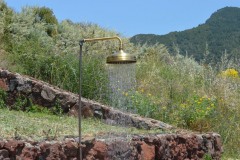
[80,36,123,50]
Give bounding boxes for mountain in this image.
[130,7,240,63]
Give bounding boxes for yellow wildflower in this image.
[221,68,239,78]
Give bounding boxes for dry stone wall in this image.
[0,69,172,130]
[0,133,222,160]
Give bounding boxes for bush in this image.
[34,7,58,25]
[177,94,217,132]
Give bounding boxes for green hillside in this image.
[130,7,240,63]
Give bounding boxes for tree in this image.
[34,7,58,25]
[34,7,58,37]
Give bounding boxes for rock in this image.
[94,110,103,119]
[107,140,132,159]
[16,77,32,94]
[41,85,56,102]
[32,82,42,93]
[63,141,78,158]
[3,140,25,156]
[0,69,9,78]
[82,105,94,118]
[40,142,66,160]
[86,141,107,160]
[0,141,5,149]
[9,79,18,91]
[0,149,9,159]
[0,79,8,91]
[20,146,39,160]
[140,142,155,160]
[57,93,77,112]
[68,103,79,117]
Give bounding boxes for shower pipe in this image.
[78,36,128,160]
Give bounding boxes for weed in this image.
[26,104,50,114]
[11,95,28,111]
[203,154,212,160]
[0,88,7,108]
[50,99,63,115]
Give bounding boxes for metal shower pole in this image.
[78,40,84,160]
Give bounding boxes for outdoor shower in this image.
[78,36,136,160]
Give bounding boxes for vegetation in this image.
[0,1,240,158]
[0,107,163,141]
[0,90,163,141]
[130,7,240,63]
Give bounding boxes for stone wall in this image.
[0,69,172,130]
[0,69,223,159]
[0,133,222,160]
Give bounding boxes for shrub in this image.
[125,90,159,118]
[177,94,217,132]
[220,68,239,78]
[33,7,58,25]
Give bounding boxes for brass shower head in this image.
[106,49,136,64]
[80,36,137,64]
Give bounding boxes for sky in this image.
[5,0,240,37]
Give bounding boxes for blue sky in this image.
[5,0,240,37]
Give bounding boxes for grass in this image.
[0,107,164,141]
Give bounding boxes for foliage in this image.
[124,90,159,118]
[11,95,29,111]
[50,99,63,115]
[0,88,7,108]
[134,47,240,157]
[1,5,123,103]
[203,154,212,160]
[220,68,239,78]
[33,6,58,25]
[25,104,50,114]
[177,95,217,132]
[0,0,13,50]
[33,7,58,36]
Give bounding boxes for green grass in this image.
[0,108,164,141]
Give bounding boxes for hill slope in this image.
[130,7,240,62]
